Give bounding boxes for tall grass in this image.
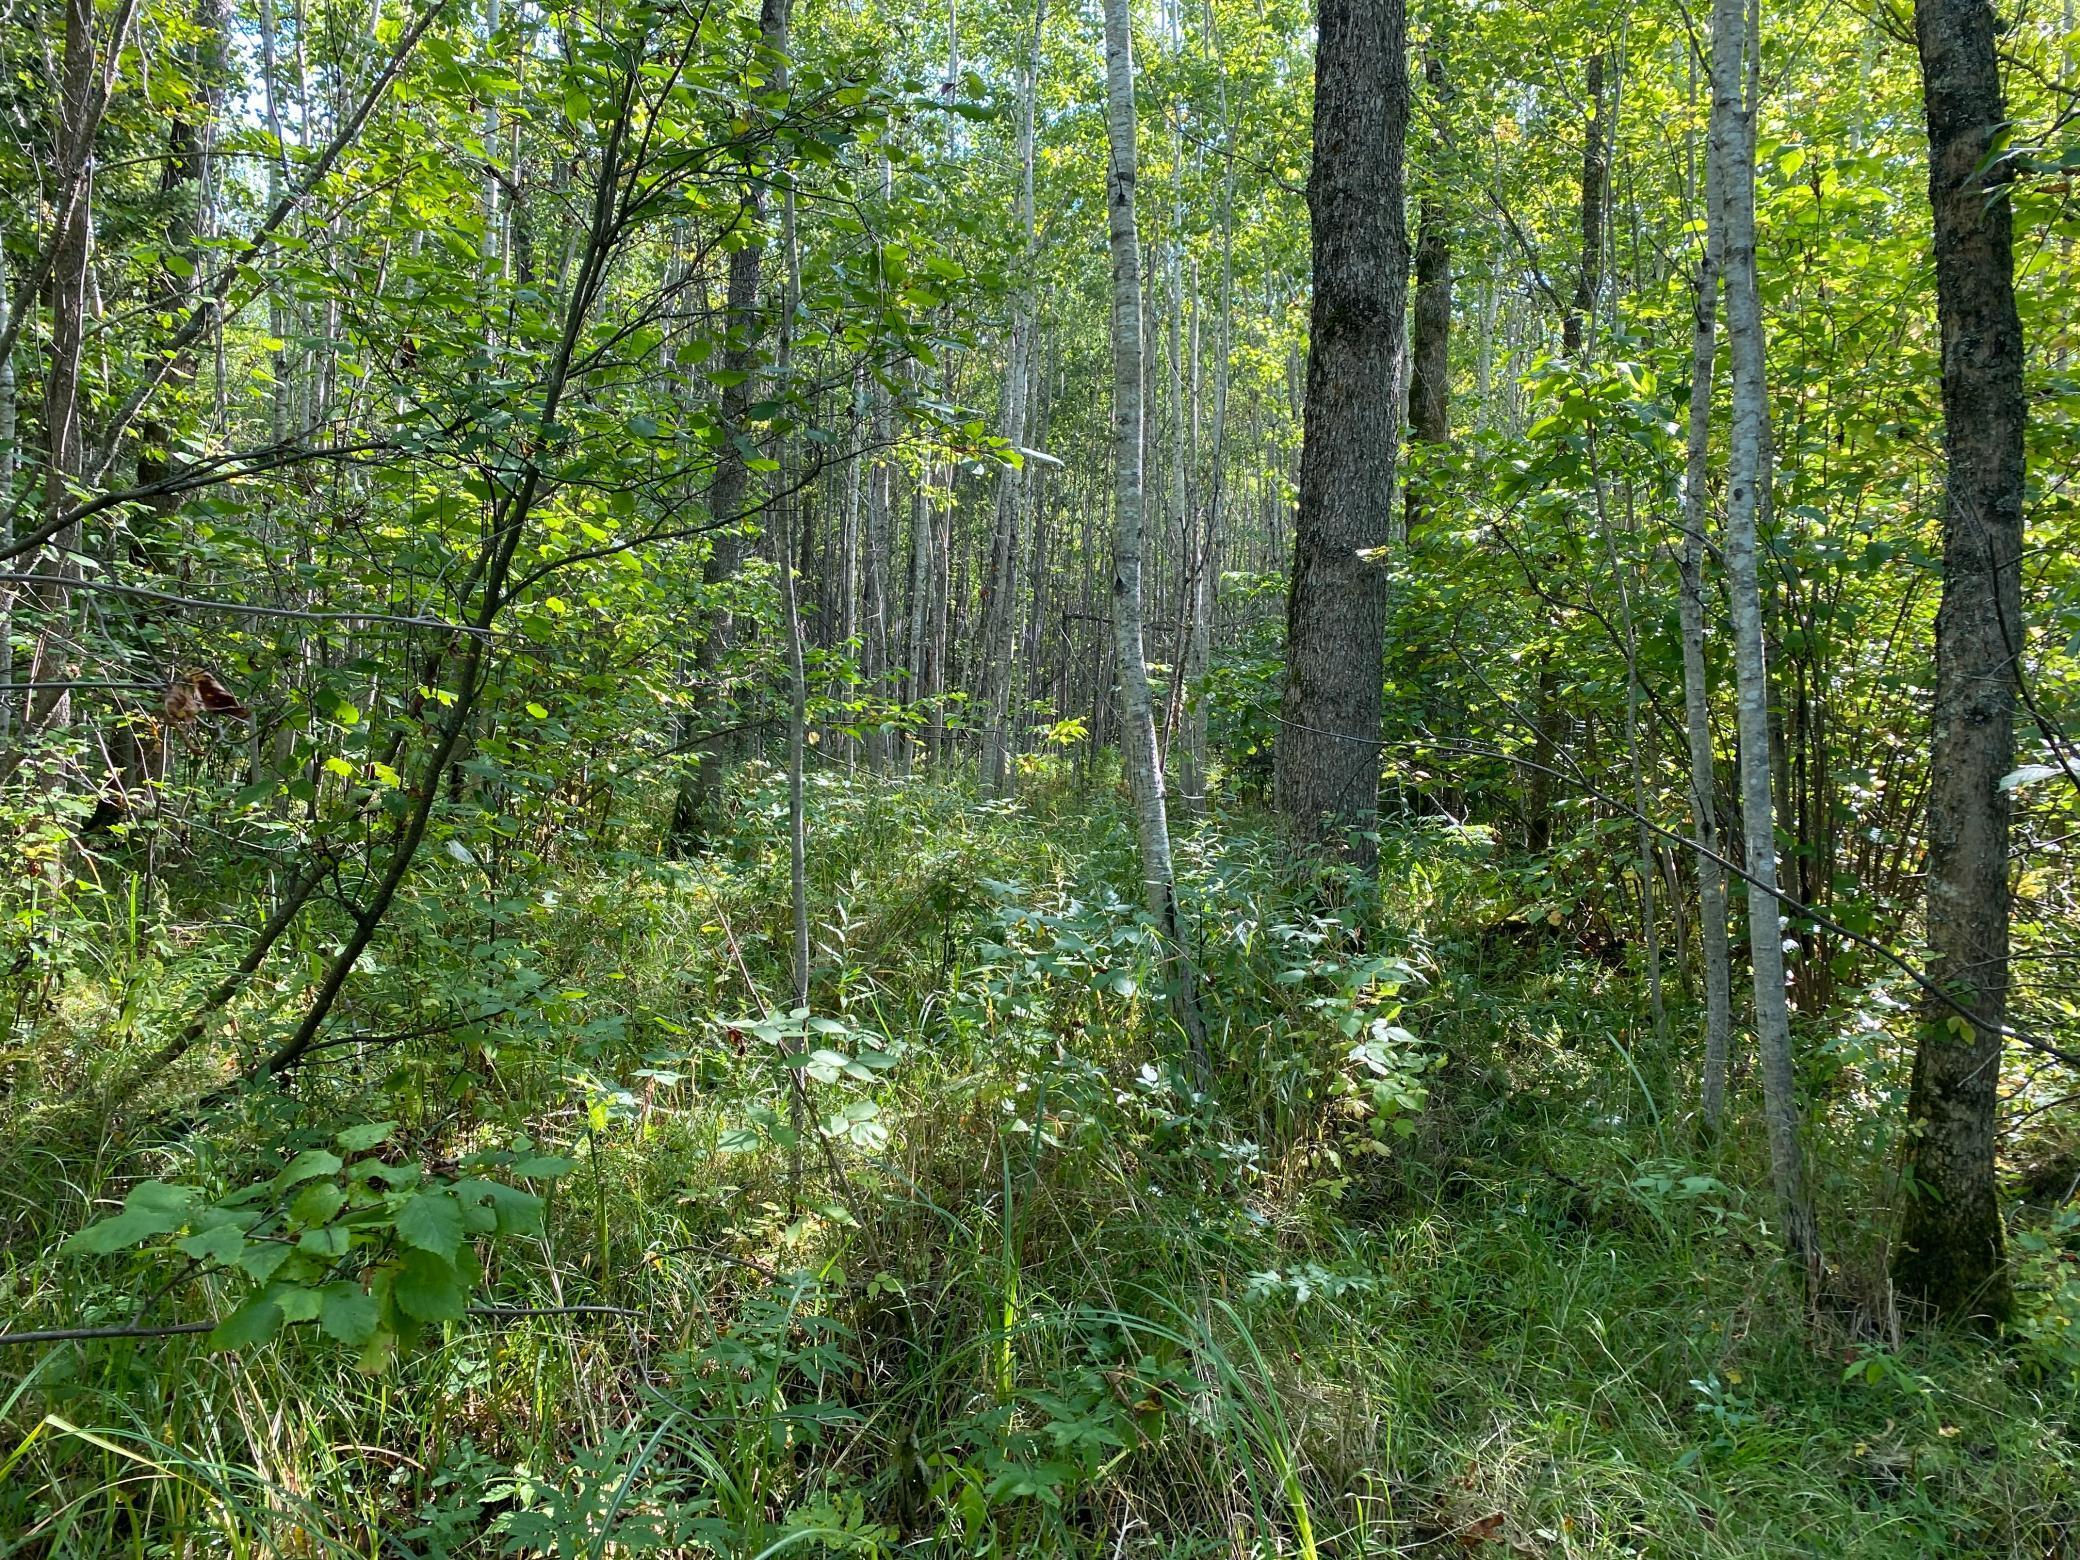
[1,770,2074,1556]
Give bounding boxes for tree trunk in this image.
[1680,108,1736,1134]
[672,0,791,851]
[1404,50,1450,535]
[1563,52,1609,362]
[1894,0,2023,1326]
[17,0,101,752]
[1712,0,1820,1281]
[980,0,1046,795]
[1274,0,1408,862]
[1100,0,1209,1082]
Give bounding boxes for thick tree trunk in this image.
[1712,0,1820,1281]
[1274,0,1408,861]
[1100,0,1209,1081]
[1895,0,2023,1326]
[1680,118,1736,1134]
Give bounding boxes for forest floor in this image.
[2,768,2076,1557]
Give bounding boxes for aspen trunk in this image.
[1405,51,1450,536]
[1100,0,1209,1081]
[1895,0,2023,1325]
[980,0,1046,795]
[1712,0,1820,1279]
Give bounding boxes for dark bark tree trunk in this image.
[1404,51,1450,536]
[1275,0,1408,861]
[1895,0,2024,1327]
[671,0,791,850]
[1563,53,1608,363]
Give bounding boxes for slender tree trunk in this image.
[0,231,19,746]
[1178,136,1231,817]
[1894,0,2023,1325]
[1713,0,1819,1280]
[1681,111,1736,1133]
[1405,50,1450,535]
[863,314,894,771]
[17,0,101,753]
[673,0,791,850]
[981,0,1046,795]
[1563,52,1609,362]
[1100,0,1209,1082]
[1274,0,1408,862]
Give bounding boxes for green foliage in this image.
[62,1124,575,1366]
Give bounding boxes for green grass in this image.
[1,768,2074,1556]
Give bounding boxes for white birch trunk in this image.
[1100,0,1209,1080]
[1711,0,1819,1277]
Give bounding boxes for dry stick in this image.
[0,1305,638,1348]
[1265,706,2080,1075]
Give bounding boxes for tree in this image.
[671,0,795,852]
[1404,47,1450,536]
[980,0,1047,797]
[1275,0,1409,861]
[1894,0,2024,1325]
[1711,0,1820,1280]
[1100,0,1209,1080]
[1679,89,1736,1135]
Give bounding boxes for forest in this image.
[0,0,2076,1545]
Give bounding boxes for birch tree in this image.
[1100,0,1209,1079]
[1711,0,1820,1279]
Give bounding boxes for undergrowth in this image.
[1,769,2075,1557]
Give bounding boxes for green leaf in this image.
[299,1224,351,1257]
[336,1121,398,1153]
[506,1155,577,1179]
[275,1286,324,1324]
[290,1181,346,1227]
[395,1190,466,1262]
[210,1297,284,1351]
[239,1242,293,1283]
[393,1249,468,1322]
[319,1284,379,1346]
[177,1224,246,1266]
[275,1149,343,1191]
[458,1179,544,1236]
[63,1182,199,1255]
